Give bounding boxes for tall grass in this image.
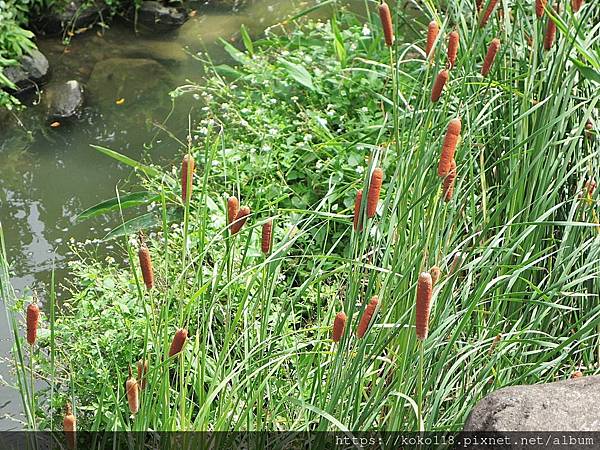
[2,0,600,434]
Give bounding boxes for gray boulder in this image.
[464,376,600,431]
[137,1,188,33]
[46,80,84,120]
[32,1,108,36]
[4,49,50,96]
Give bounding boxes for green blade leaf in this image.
[103,209,181,241]
[90,145,162,178]
[76,191,160,222]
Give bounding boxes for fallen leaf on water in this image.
[50,121,61,128]
[115,98,125,105]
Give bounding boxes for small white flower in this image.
[193,94,200,100]
[362,24,371,36]
[316,117,328,127]
[304,134,313,142]
[240,119,249,127]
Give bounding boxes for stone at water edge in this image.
[464,375,600,431]
[136,1,189,33]
[31,0,108,36]
[4,49,50,97]
[46,80,84,121]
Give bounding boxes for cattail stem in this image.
[438,118,461,177]
[378,2,394,47]
[431,69,449,102]
[481,38,501,76]
[367,168,383,218]
[417,341,425,430]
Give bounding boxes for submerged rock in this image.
[4,49,51,97]
[137,1,189,32]
[32,0,108,36]
[46,80,84,120]
[464,375,600,431]
[87,58,171,107]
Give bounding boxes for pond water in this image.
[0,0,366,429]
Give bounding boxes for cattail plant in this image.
[261,219,273,254]
[447,31,459,68]
[332,311,347,343]
[571,0,584,12]
[64,403,76,449]
[356,296,379,338]
[367,168,383,218]
[169,328,188,357]
[378,2,394,47]
[438,118,462,177]
[137,233,154,290]
[544,13,557,50]
[475,0,484,11]
[231,206,251,235]
[26,301,40,346]
[450,251,464,274]
[481,38,501,76]
[425,20,439,61]
[227,196,239,226]
[126,367,139,416]
[488,333,502,355]
[181,154,195,203]
[353,189,363,231]
[429,266,441,285]
[479,0,499,27]
[536,0,547,18]
[137,359,148,390]
[443,159,457,202]
[431,69,449,102]
[415,272,433,340]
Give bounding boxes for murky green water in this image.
[0,0,366,428]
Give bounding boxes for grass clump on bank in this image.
[2,0,600,434]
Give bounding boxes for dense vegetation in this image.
[1,0,600,436]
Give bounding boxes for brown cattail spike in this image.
[450,252,463,274]
[443,159,457,202]
[332,311,347,343]
[481,38,501,76]
[544,15,557,51]
[571,0,583,13]
[438,118,462,177]
[415,272,433,340]
[488,333,502,355]
[367,168,384,218]
[261,220,273,254]
[138,237,154,290]
[26,302,40,346]
[378,2,394,47]
[429,266,441,285]
[447,31,459,68]
[357,296,379,338]
[137,359,148,390]
[181,154,195,203]
[126,368,139,415]
[425,21,439,61]
[64,403,76,450]
[227,196,239,226]
[431,69,449,102]
[536,0,547,18]
[231,206,250,235]
[353,189,364,231]
[479,0,499,27]
[169,328,188,357]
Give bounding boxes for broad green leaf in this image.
[220,39,251,66]
[278,58,315,91]
[90,145,162,178]
[214,64,244,79]
[240,24,253,56]
[572,58,600,84]
[76,191,160,222]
